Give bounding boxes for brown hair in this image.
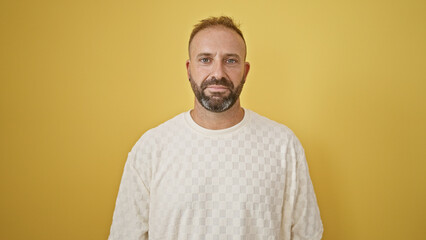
[188,16,246,57]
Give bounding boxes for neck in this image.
[190,99,245,130]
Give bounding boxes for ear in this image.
[243,62,250,81]
[186,59,191,79]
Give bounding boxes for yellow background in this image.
[1,0,425,239]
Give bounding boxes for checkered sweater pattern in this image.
[109,109,323,240]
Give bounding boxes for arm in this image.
[280,137,323,240]
[108,150,151,240]
[290,150,323,240]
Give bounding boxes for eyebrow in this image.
[224,53,241,59]
[196,53,214,58]
[196,53,241,59]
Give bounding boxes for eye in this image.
[226,58,238,64]
[199,58,211,63]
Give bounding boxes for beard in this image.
[189,75,245,113]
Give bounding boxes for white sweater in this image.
[109,109,323,240]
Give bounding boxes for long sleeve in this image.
[280,137,323,240]
[290,150,323,240]
[108,150,151,240]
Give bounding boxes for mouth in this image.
[205,85,229,92]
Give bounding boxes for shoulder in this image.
[247,109,296,137]
[246,109,304,152]
[131,112,187,152]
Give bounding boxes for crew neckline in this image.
[184,108,250,136]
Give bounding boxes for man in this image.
[109,16,323,240]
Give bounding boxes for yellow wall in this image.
[1,0,425,239]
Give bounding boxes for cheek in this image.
[229,69,245,80]
[190,67,211,79]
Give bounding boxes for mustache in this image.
[200,77,234,90]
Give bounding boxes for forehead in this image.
[189,26,246,58]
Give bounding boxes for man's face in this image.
[186,26,250,112]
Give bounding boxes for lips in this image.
[206,85,228,90]
[204,85,230,93]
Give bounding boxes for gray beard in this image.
[189,76,245,113]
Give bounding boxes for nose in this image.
[211,60,226,80]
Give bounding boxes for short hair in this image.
[188,16,246,58]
